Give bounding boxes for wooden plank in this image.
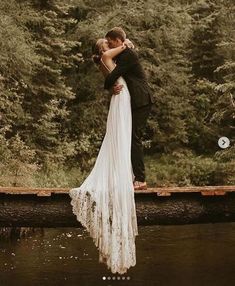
[0,186,234,196]
[201,191,215,196]
[157,191,171,196]
[0,187,68,195]
[215,191,226,196]
[37,191,51,197]
[147,186,235,193]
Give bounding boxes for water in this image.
[1,223,235,286]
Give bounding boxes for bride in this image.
[69,37,138,274]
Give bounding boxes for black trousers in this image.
[131,103,152,182]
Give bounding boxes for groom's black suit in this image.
[104,47,155,182]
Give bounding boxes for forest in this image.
[0,0,234,187]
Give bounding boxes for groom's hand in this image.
[111,83,123,95]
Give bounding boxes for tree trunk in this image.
[1,191,235,226]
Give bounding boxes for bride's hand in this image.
[124,39,135,49]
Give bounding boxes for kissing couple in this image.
[69,27,155,274]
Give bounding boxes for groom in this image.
[104,27,155,190]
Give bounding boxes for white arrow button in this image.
[218,137,230,149]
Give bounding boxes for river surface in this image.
[1,223,235,286]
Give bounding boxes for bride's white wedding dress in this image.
[69,76,138,274]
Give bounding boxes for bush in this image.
[145,150,234,187]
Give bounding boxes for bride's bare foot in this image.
[133,181,147,190]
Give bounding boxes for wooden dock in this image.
[0,185,234,196]
[0,186,235,227]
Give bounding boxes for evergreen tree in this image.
[20,0,83,166]
[187,0,226,154]
[189,0,224,82]
[213,2,235,149]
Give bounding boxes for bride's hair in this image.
[92,38,106,65]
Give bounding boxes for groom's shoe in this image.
[133,181,148,190]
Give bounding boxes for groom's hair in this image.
[105,27,126,42]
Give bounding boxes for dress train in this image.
[69,77,138,274]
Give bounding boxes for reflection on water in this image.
[1,223,235,286]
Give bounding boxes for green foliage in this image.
[0,0,83,167]
[0,0,234,186]
[188,0,224,82]
[0,133,39,187]
[34,164,86,188]
[186,0,234,154]
[145,150,234,187]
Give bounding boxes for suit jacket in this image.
[104,47,155,110]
